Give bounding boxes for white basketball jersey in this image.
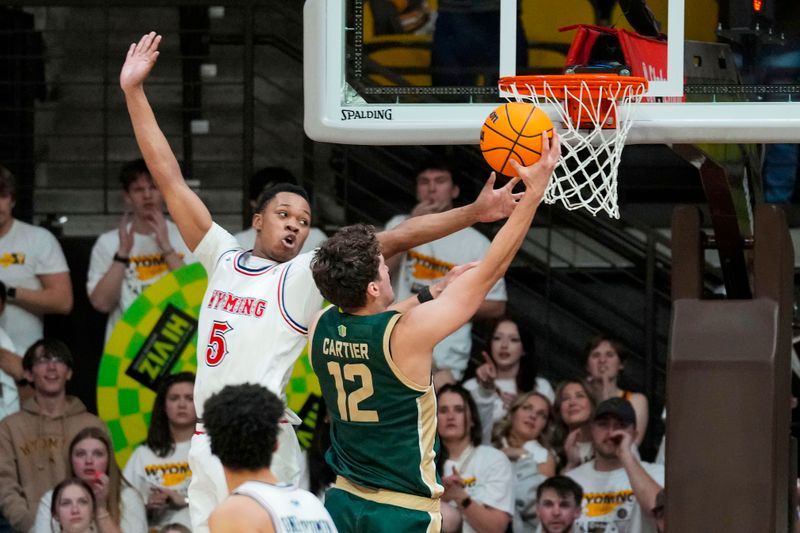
[193,224,324,418]
[233,481,338,533]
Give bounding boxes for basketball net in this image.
[499,75,648,218]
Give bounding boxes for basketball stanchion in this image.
[498,74,648,218]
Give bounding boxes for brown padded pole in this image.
[671,205,703,301]
[667,203,793,532]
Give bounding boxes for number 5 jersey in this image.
[193,223,324,420]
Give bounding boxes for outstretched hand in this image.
[471,172,524,223]
[120,31,162,92]
[508,131,561,202]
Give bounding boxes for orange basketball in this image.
[480,102,554,177]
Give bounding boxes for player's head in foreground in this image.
[311,223,394,312]
[204,383,284,474]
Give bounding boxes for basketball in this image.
[480,102,554,176]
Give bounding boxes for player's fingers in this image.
[484,171,497,189]
[126,42,136,59]
[505,175,521,190]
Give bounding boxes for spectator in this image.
[535,475,583,533]
[0,165,72,354]
[32,427,147,533]
[233,167,327,253]
[87,159,194,343]
[552,379,597,472]
[437,383,513,533]
[203,384,336,533]
[386,158,506,386]
[584,335,649,446]
[565,397,664,533]
[0,339,106,531]
[123,372,195,531]
[464,316,554,443]
[491,392,556,532]
[50,478,97,533]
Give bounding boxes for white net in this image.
[503,77,647,218]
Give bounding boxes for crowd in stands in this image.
[0,159,666,532]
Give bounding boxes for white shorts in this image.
[187,417,303,533]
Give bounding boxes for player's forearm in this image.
[14,285,73,315]
[377,203,480,259]
[123,87,211,250]
[472,192,542,294]
[88,266,126,313]
[474,299,505,320]
[124,87,185,198]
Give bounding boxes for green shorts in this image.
[325,487,442,533]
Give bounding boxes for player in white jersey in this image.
[204,383,337,533]
[121,32,520,532]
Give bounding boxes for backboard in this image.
[304,0,800,145]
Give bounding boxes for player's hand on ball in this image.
[120,31,162,92]
[508,130,561,202]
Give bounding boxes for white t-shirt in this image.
[232,480,337,533]
[385,215,507,379]
[31,485,147,533]
[192,223,324,417]
[566,460,665,533]
[234,226,327,254]
[122,440,192,530]
[0,219,69,352]
[464,376,555,444]
[86,219,196,343]
[511,442,552,533]
[443,444,514,533]
[0,327,17,421]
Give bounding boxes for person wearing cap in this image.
[0,338,107,531]
[565,397,664,533]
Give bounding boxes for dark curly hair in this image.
[203,383,284,471]
[146,372,196,458]
[311,223,382,310]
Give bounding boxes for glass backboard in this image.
[304,0,800,145]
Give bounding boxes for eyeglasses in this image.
[32,355,68,367]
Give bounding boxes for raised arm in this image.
[120,32,211,251]
[377,173,521,259]
[393,133,560,362]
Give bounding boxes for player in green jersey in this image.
[309,132,561,533]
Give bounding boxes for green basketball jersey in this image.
[311,307,442,499]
